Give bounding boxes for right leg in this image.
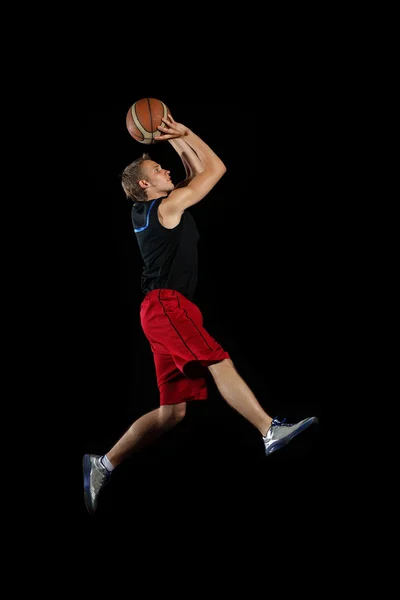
[83,403,186,515]
[106,402,187,468]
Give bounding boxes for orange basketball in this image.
[126,98,170,144]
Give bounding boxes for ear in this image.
[138,179,150,190]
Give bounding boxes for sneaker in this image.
[83,454,111,515]
[263,416,319,456]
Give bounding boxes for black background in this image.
[74,91,334,564]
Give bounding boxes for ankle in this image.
[261,418,273,437]
[100,454,115,473]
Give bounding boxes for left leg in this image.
[208,358,272,436]
[208,358,319,454]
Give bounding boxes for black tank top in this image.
[131,196,199,300]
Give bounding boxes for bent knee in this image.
[159,402,187,426]
[208,358,234,375]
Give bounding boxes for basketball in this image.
[126,98,170,144]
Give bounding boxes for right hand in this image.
[156,114,189,141]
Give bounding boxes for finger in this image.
[156,127,171,135]
[155,134,172,141]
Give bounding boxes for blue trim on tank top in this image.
[134,199,157,233]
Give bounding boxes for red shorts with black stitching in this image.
[140,289,230,405]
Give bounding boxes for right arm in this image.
[157,114,226,218]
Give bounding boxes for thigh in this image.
[153,351,208,406]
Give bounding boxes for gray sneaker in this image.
[83,454,111,515]
[263,416,319,455]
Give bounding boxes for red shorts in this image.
[140,289,230,405]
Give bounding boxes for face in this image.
[141,160,174,194]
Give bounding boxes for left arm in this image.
[165,117,205,188]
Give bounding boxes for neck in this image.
[146,192,169,201]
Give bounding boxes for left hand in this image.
[156,114,189,140]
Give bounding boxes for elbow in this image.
[216,163,227,182]
[204,161,227,183]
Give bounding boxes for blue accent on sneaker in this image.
[263,415,319,456]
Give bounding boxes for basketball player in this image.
[83,113,319,515]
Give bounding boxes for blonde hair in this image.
[121,153,151,202]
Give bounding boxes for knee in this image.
[208,358,235,377]
[173,402,187,423]
[159,402,187,427]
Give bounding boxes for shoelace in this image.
[272,416,291,427]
